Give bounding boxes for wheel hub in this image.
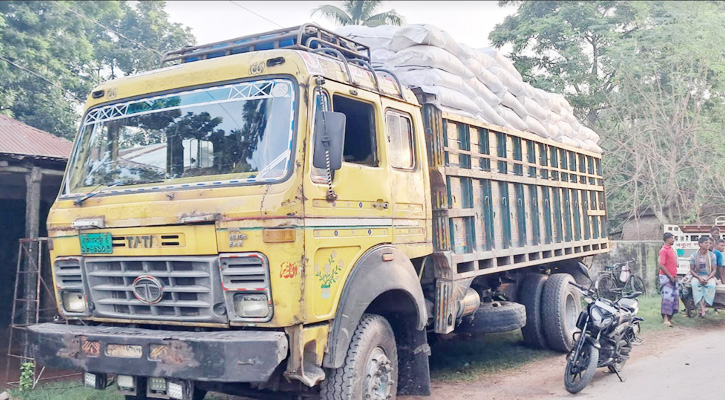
[363,347,394,400]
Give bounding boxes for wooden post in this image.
[22,167,42,358]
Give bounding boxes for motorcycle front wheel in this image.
[564,343,599,394]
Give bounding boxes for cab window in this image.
[333,95,377,166]
[386,111,415,169]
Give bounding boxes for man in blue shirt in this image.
[715,239,725,283]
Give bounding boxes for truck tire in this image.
[457,301,526,334]
[320,314,398,400]
[542,273,581,352]
[519,274,548,349]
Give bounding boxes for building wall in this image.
[620,216,662,241]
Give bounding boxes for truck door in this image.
[304,80,393,320]
[382,105,429,258]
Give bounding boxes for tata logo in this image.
[132,275,164,304]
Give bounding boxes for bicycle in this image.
[594,260,647,300]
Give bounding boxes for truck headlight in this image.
[62,291,86,313]
[233,293,269,318]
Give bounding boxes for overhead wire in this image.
[228,1,284,28]
[0,55,85,103]
[60,4,165,59]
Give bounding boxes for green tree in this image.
[490,1,725,231]
[311,0,404,27]
[0,1,194,139]
[601,2,725,227]
[490,1,642,126]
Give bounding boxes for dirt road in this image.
[403,324,725,400]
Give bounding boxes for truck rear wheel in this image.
[542,273,581,352]
[519,274,548,349]
[320,314,398,400]
[456,301,526,334]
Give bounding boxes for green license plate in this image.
[80,232,113,254]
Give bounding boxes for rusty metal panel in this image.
[0,114,73,160]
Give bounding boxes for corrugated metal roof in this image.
[0,114,73,160]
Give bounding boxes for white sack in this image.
[466,77,501,106]
[500,91,528,119]
[474,98,507,126]
[579,125,599,142]
[386,45,472,78]
[388,24,469,59]
[556,135,579,147]
[586,140,603,154]
[463,58,504,93]
[524,116,550,138]
[336,25,399,49]
[438,105,476,120]
[547,122,561,139]
[557,121,574,138]
[420,85,480,115]
[532,87,548,104]
[470,49,496,69]
[496,105,528,131]
[371,48,395,65]
[521,97,550,122]
[549,113,562,124]
[489,65,525,96]
[479,47,522,81]
[395,68,477,99]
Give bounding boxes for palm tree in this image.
[311,1,404,27]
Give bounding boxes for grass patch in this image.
[637,294,725,332]
[8,381,122,400]
[6,381,230,400]
[428,330,558,381]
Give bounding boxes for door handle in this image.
[373,200,389,210]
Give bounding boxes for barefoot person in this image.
[658,232,678,326]
[689,236,717,317]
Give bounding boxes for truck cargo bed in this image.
[423,104,609,281]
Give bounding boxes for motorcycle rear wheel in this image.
[564,343,599,394]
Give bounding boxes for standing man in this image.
[658,232,679,326]
[715,239,725,283]
[709,226,721,251]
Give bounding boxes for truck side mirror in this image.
[313,111,346,171]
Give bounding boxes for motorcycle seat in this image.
[617,298,638,312]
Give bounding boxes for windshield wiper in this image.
[74,179,165,206]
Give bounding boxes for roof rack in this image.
[162,23,371,65]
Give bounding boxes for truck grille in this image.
[54,257,84,290]
[84,256,226,323]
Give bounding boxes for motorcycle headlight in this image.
[591,306,614,329]
[591,306,603,328]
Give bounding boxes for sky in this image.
[163,1,516,49]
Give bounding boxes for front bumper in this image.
[28,323,288,383]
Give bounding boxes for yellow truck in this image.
[29,24,609,400]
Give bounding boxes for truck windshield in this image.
[64,78,296,194]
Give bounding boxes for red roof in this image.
[0,114,73,160]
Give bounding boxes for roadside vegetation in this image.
[429,295,725,382]
[6,382,230,400]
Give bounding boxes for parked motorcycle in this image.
[564,266,643,394]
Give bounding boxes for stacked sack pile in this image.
[336,24,601,153]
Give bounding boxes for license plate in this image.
[79,232,113,254]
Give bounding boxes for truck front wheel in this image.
[320,313,399,400]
